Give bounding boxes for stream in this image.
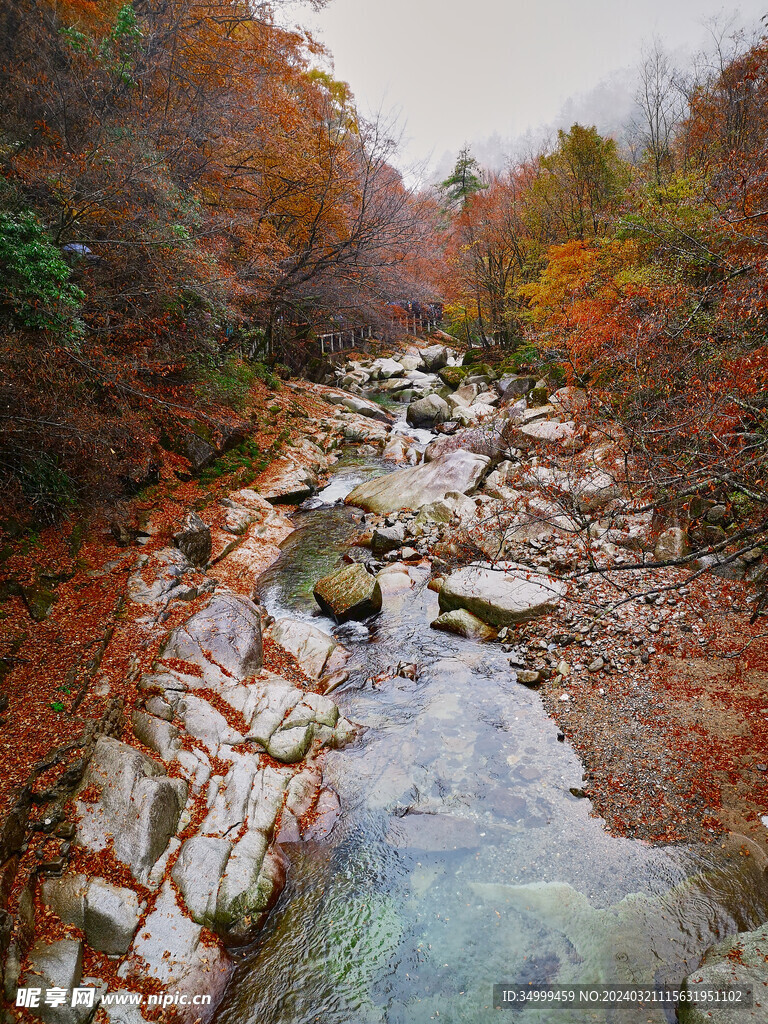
[214,403,768,1024]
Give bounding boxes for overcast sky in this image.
[293,0,767,177]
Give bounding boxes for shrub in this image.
[0,209,85,341]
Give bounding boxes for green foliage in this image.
[0,209,85,340]
[18,455,78,522]
[439,147,485,210]
[194,354,265,411]
[498,344,539,373]
[529,124,629,240]
[252,361,282,390]
[199,437,268,485]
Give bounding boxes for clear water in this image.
[215,456,768,1024]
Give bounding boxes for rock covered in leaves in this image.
[654,526,690,563]
[679,922,768,1023]
[313,563,382,622]
[268,618,344,679]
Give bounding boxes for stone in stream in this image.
[679,921,768,1022]
[385,811,490,851]
[371,523,405,556]
[431,608,498,641]
[406,393,450,427]
[173,511,212,566]
[438,563,565,627]
[369,357,405,379]
[258,457,318,503]
[418,345,450,371]
[313,563,383,622]
[345,449,490,515]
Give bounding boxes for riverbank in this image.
[0,366,393,1021]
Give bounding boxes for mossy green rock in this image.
[437,366,468,389]
[314,563,382,623]
[528,385,550,408]
[21,583,58,621]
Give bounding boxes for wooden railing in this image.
[397,316,440,336]
[316,325,373,355]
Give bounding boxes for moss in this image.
[438,366,469,388]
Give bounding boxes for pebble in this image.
[588,657,605,673]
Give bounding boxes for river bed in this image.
[214,445,768,1024]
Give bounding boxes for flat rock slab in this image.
[258,458,318,503]
[680,923,768,1023]
[314,563,382,623]
[163,590,263,682]
[438,563,565,627]
[514,419,577,449]
[385,812,489,851]
[345,449,490,515]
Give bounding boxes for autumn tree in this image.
[527,124,629,242]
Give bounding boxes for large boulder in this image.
[74,737,187,885]
[370,357,405,380]
[654,526,690,562]
[406,394,450,427]
[42,873,143,955]
[424,421,510,465]
[173,512,211,566]
[258,458,318,503]
[268,618,341,679]
[550,386,588,416]
[438,563,565,627]
[418,345,449,372]
[679,922,768,1023]
[22,939,88,1024]
[514,419,577,449]
[345,449,490,515]
[314,563,383,622]
[163,590,263,682]
[500,376,537,401]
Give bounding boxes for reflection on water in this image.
[216,466,768,1024]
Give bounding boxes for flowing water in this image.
[215,434,768,1024]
